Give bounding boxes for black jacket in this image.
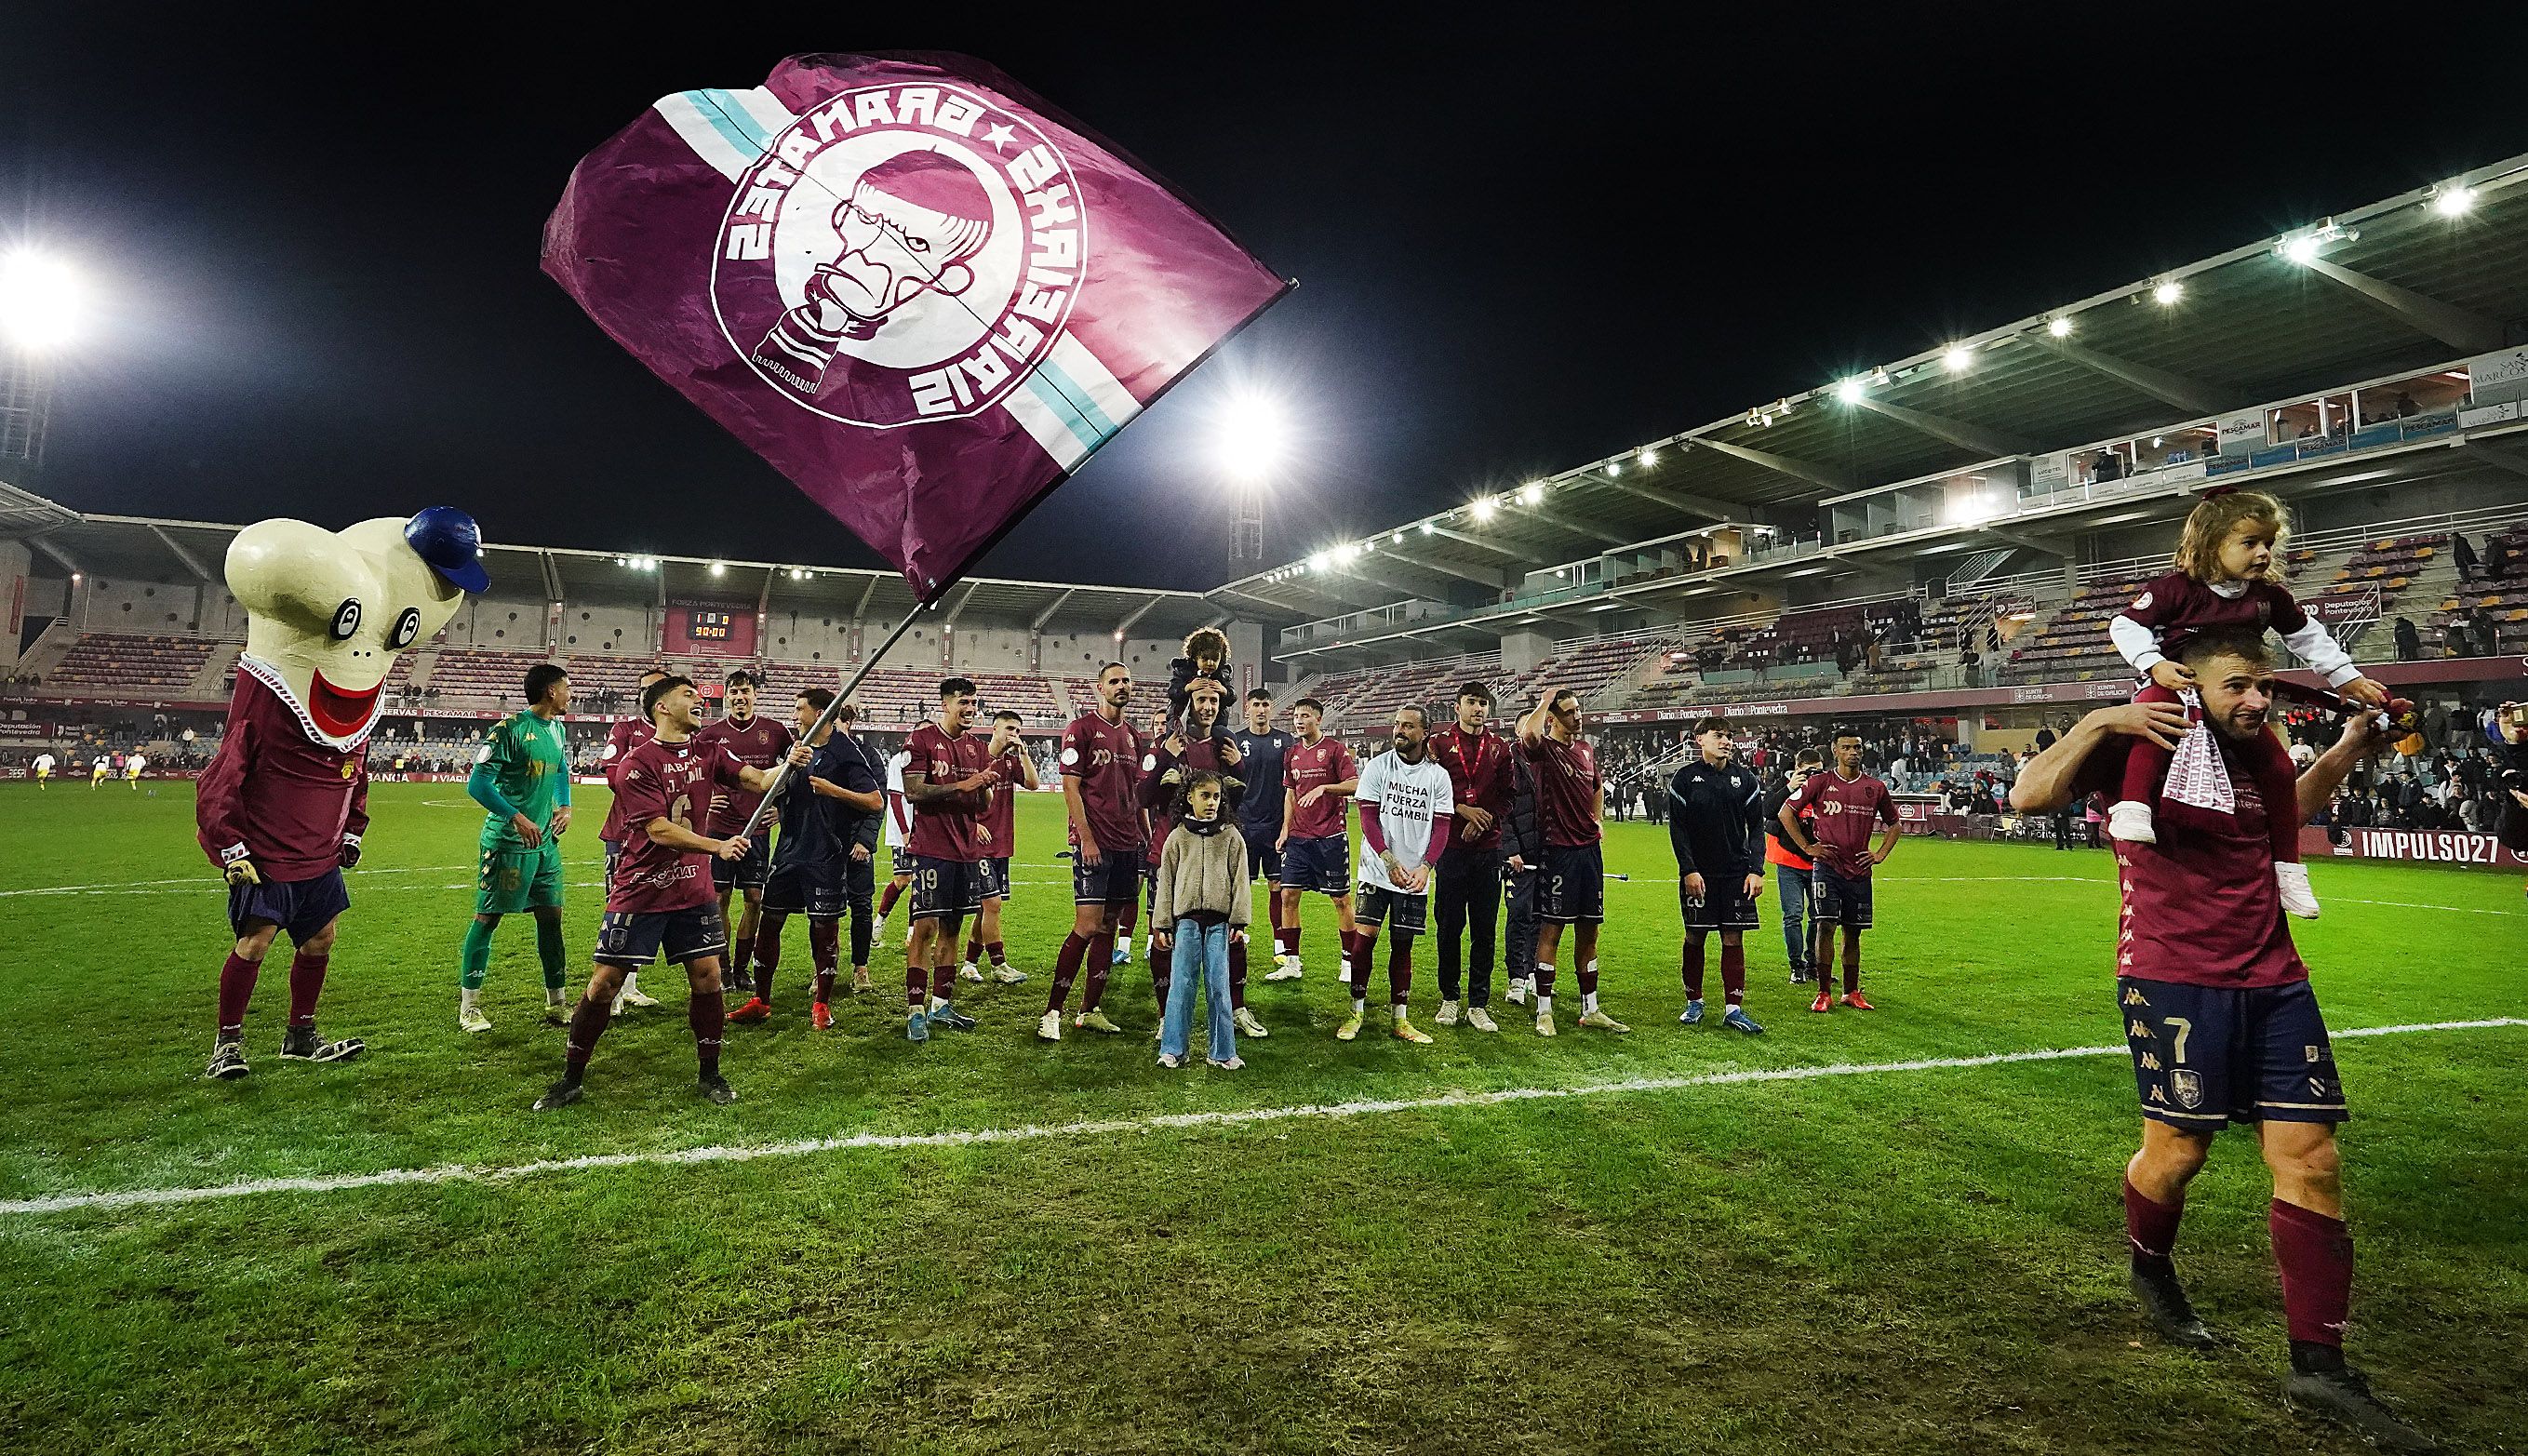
[1504,744,1545,864]
[1668,758,1765,878]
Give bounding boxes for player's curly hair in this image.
[1182,626,1230,664]
[2174,488,2288,583]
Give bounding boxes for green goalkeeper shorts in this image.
[476,836,565,915]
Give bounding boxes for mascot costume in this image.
[195,507,487,1079]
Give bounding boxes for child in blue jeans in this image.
[1152,770,1251,1069]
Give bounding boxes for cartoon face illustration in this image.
[751,149,994,396]
[226,510,484,746]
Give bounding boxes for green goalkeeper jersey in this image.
[475,710,570,847]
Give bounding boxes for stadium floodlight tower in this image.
[0,249,83,481]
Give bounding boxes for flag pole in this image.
[731,597,926,846]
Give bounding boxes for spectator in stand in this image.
[2454,533,2480,584]
[2393,617,2421,662]
[2475,611,2501,660]
[2442,612,2472,659]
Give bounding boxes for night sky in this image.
[15,7,2528,593]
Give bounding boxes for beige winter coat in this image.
[1152,821,1252,928]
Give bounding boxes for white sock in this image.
[621,971,639,1000]
[545,987,565,1007]
[1392,1004,1409,1022]
[460,987,479,1013]
[1584,991,1600,1014]
[1351,996,1367,1015]
[1537,994,1554,1016]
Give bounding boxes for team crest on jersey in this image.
[340,760,356,780]
[1060,746,1079,767]
[2169,1069,2203,1110]
[2132,592,2152,611]
[713,84,1085,427]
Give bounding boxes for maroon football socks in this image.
[286,951,328,1026]
[2124,1178,2184,1276]
[2271,1198,2352,1350]
[563,995,613,1082]
[689,988,724,1077]
[1681,934,1705,999]
[1719,941,1746,1007]
[217,952,261,1036]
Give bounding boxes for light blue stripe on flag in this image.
[685,89,772,160]
[1023,364,1117,453]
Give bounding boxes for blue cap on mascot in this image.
[405,506,490,594]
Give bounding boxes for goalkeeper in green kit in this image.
[458,662,576,1033]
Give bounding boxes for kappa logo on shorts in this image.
[2138,1051,2161,1072]
[713,83,1085,426]
[2122,984,2147,1006]
[2169,1069,2204,1110]
[2128,1019,2153,1040]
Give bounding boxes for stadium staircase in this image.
[189,642,243,699]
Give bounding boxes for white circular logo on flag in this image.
[712,84,1086,428]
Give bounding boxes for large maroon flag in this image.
[544,52,1290,599]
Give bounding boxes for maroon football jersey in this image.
[1283,734,1357,840]
[194,672,371,882]
[2120,569,2309,659]
[2070,736,2307,988]
[607,735,747,914]
[982,745,1024,850]
[693,712,796,835]
[904,722,997,862]
[1787,769,1894,875]
[599,715,658,843]
[1061,709,1146,853]
[1431,725,1511,850]
[1521,733,1601,848]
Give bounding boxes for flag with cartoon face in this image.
[544,50,1290,600]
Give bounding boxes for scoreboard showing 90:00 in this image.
[689,609,733,641]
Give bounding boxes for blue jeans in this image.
[1775,863,1812,971]
[1161,918,1236,1062]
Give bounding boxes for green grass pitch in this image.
[0,780,2521,1453]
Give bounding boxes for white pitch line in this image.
[2,1017,2518,1222]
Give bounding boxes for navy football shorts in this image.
[595,904,727,968]
[890,845,916,878]
[908,855,985,921]
[978,855,1011,902]
[1072,845,1146,908]
[763,859,844,918]
[1354,881,1429,937]
[1277,835,1350,894]
[2119,975,2347,1129]
[227,867,351,942]
[1681,875,1760,931]
[1538,843,1604,926]
[1242,825,1283,883]
[710,835,770,893]
[1808,863,1874,928]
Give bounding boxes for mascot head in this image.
[226,506,487,748]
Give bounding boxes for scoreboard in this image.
[664,604,756,656]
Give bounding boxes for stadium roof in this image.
[1203,152,2528,629]
[0,496,1230,641]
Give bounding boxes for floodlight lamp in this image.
[1216,390,1288,480]
[1518,482,1545,505]
[2281,234,2321,265]
[1834,379,1866,404]
[1639,446,1658,466]
[1309,552,1331,570]
[1471,497,1497,521]
[710,562,726,577]
[0,251,84,350]
[1391,531,1403,544]
[2153,280,2184,306]
[2046,317,2073,338]
[1419,522,1434,535]
[1942,345,1973,372]
[2433,184,2477,217]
